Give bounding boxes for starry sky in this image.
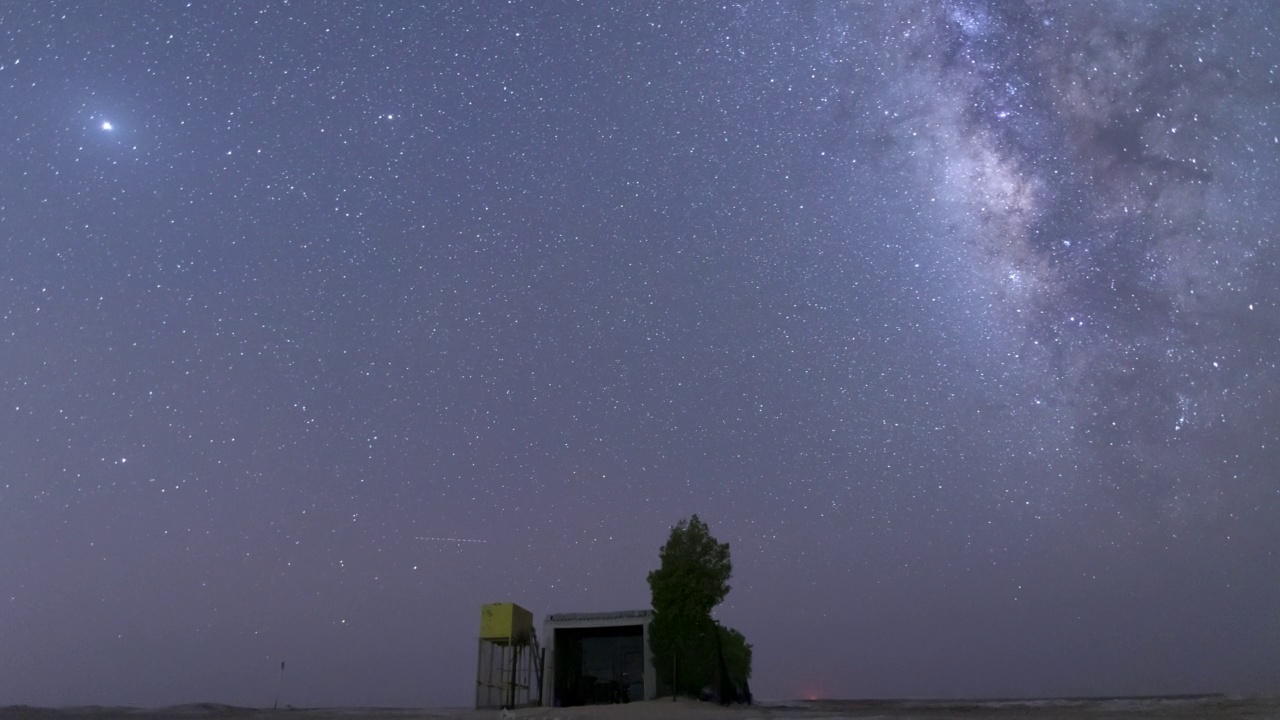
[3,0,1279,708]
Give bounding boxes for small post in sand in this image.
[273,661,285,711]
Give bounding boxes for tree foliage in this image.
[647,515,750,698]
[717,625,753,689]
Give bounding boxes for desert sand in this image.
[2,696,1276,720]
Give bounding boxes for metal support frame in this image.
[476,635,540,709]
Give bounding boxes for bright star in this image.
[101,121,113,131]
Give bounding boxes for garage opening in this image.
[552,623,645,706]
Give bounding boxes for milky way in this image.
[857,1,1280,511]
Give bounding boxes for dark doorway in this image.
[553,624,644,706]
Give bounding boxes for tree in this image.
[717,625,753,698]
[647,514,748,698]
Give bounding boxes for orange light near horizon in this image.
[799,681,826,701]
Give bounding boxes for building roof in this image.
[545,609,653,624]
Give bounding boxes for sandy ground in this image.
[2,696,1277,720]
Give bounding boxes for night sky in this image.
[3,0,1279,708]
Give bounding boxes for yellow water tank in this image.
[479,602,533,643]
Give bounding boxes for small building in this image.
[542,609,656,707]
